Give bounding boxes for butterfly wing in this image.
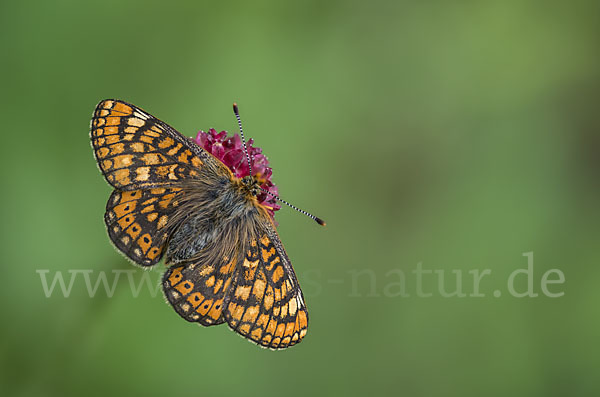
[104,188,182,266]
[162,256,237,326]
[224,225,309,349]
[162,221,308,349]
[90,99,213,190]
[92,99,233,266]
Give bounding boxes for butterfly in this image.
[90,99,323,349]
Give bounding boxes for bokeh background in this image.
[1,1,599,396]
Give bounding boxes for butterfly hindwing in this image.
[162,256,237,326]
[104,188,181,266]
[90,99,207,190]
[224,227,308,349]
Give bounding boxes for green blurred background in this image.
[1,0,599,396]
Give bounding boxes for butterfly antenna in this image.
[233,103,253,176]
[260,187,326,226]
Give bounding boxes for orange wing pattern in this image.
[104,187,182,267]
[224,230,308,349]
[90,99,206,190]
[163,256,237,326]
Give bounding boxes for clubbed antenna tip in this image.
[260,187,325,227]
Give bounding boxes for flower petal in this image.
[193,129,280,218]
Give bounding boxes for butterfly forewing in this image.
[224,228,308,349]
[91,99,206,190]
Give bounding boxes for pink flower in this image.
[194,128,281,219]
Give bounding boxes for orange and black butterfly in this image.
[90,100,324,349]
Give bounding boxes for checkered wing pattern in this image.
[224,229,308,349]
[104,188,182,266]
[90,99,206,190]
[163,256,237,326]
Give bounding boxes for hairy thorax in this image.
[165,173,267,265]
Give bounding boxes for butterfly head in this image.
[241,175,261,197]
[195,103,325,226]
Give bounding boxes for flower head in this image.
[194,128,281,219]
